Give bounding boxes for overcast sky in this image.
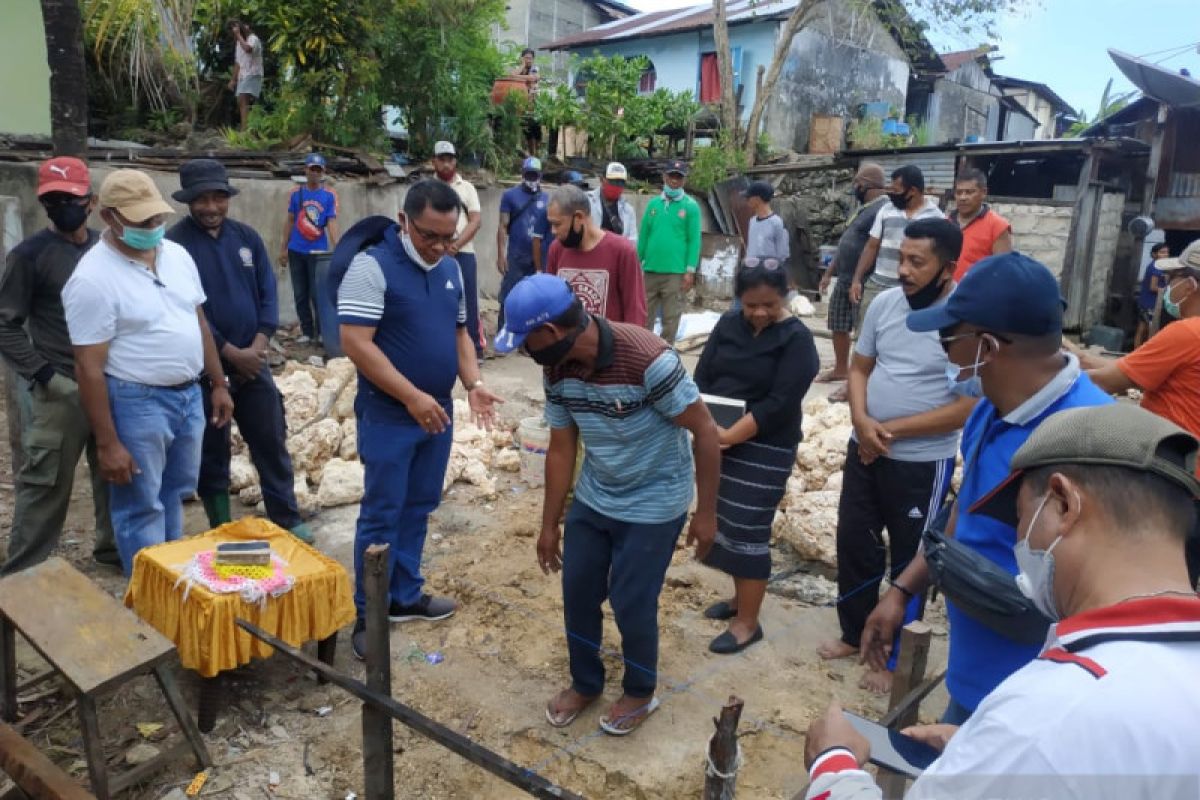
[624,0,1200,118]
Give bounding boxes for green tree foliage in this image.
[1064,78,1133,137]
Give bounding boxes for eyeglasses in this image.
[408,219,458,246]
[742,257,781,270]
[41,194,91,208]
[938,330,1012,353]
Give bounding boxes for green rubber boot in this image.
[290,522,316,545]
[200,492,232,529]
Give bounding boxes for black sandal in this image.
[703,600,737,620]
[708,626,764,654]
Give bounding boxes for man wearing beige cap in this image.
[1074,238,1200,582]
[802,404,1200,800]
[63,169,233,574]
[587,162,637,244]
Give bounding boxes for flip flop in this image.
[828,385,849,403]
[545,690,596,728]
[814,370,848,384]
[599,697,661,736]
[703,600,738,620]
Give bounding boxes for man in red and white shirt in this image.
[546,185,646,325]
[802,404,1200,800]
[947,169,1011,281]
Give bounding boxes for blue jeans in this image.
[106,378,204,575]
[353,414,453,616]
[561,501,685,698]
[497,258,536,330]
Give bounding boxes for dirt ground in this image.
[0,318,949,800]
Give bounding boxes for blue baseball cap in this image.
[522,157,542,174]
[494,274,576,354]
[305,153,326,169]
[906,252,1065,336]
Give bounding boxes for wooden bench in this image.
[0,558,211,800]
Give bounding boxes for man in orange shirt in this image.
[1076,239,1200,585]
[948,169,1011,281]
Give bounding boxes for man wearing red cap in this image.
[0,157,118,573]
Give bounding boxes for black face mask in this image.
[45,202,89,234]
[525,316,589,367]
[887,191,910,210]
[905,273,950,310]
[562,217,584,249]
[853,185,870,203]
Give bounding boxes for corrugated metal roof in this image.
[867,152,957,193]
[543,0,795,51]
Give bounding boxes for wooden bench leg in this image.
[0,618,15,723]
[316,633,337,685]
[196,673,223,736]
[154,666,212,769]
[77,693,110,800]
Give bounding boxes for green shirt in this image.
[637,193,702,275]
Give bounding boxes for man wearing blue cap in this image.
[495,273,720,736]
[280,153,339,344]
[859,251,1113,725]
[496,157,549,330]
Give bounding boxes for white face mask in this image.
[1013,493,1063,621]
[400,229,441,272]
[946,338,987,397]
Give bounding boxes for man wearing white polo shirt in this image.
[64,169,233,574]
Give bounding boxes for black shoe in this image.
[388,593,457,622]
[93,550,122,568]
[708,626,764,655]
[351,619,367,661]
[703,600,738,620]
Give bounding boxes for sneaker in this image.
[388,593,457,622]
[296,335,311,344]
[351,618,367,661]
[290,522,316,545]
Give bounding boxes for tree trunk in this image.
[41,0,89,156]
[741,0,824,165]
[711,0,738,155]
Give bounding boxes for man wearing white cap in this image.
[587,162,637,244]
[63,169,233,574]
[433,141,485,360]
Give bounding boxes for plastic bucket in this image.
[516,416,550,487]
[818,245,838,269]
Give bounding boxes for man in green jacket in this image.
[638,160,701,344]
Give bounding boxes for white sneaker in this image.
[296,335,311,344]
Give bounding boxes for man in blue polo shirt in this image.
[858,252,1113,723]
[495,274,720,737]
[167,159,313,542]
[339,180,501,660]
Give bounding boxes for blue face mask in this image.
[946,338,987,397]
[664,186,684,200]
[119,222,165,251]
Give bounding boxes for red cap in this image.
[37,157,91,197]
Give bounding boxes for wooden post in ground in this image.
[362,544,395,800]
[703,695,744,800]
[877,621,932,799]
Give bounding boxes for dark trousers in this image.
[561,501,684,699]
[497,258,536,331]
[1188,500,1200,588]
[288,250,320,338]
[200,366,302,529]
[456,253,485,358]
[835,439,955,648]
[353,414,453,616]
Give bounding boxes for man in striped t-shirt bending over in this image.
[495,274,721,737]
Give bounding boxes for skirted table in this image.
[125,518,355,731]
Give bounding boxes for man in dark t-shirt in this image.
[818,163,887,399]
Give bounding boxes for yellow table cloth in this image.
[124,518,355,678]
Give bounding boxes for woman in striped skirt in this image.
[694,260,819,653]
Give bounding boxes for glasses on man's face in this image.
[42,194,91,209]
[408,219,457,247]
[938,330,1012,353]
[742,257,781,270]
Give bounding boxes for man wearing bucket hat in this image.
[1072,238,1200,583]
[802,404,1200,800]
[495,273,720,736]
[280,153,339,344]
[0,156,118,573]
[63,169,233,574]
[587,162,637,244]
[166,159,313,543]
[857,252,1112,725]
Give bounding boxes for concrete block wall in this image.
[991,200,1074,277]
[1084,192,1125,329]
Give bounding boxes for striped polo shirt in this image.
[867,197,945,283]
[544,318,699,523]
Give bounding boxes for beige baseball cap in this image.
[98,169,174,223]
[1157,239,1200,274]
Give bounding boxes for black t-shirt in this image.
[834,196,887,287]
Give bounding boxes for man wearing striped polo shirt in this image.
[495,274,720,736]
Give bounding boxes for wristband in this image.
[809,747,859,780]
[889,578,915,600]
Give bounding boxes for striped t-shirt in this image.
[867,197,944,282]
[544,318,700,523]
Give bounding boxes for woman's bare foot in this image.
[545,687,599,727]
[859,668,893,694]
[817,638,858,660]
[828,384,849,403]
[815,368,848,383]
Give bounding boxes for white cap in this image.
[605,162,628,181]
[433,141,456,156]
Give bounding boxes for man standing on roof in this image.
[433,141,486,361]
[947,168,1011,281]
[587,162,637,244]
[639,160,701,344]
[280,153,339,344]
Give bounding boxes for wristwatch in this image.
[464,378,484,391]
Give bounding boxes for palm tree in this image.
[41,0,89,155]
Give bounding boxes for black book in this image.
[701,393,747,428]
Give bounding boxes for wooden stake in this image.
[877,621,932,799]
[703,695,744,800]
[362,544,395,800]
